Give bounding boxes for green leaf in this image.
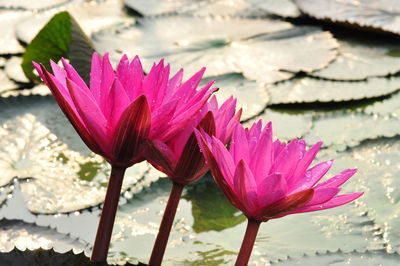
[183,177,246,233]
[21,11,95,83]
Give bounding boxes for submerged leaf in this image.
[0,0,72,11]
[295,0,400,35]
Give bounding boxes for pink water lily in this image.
[33,53,216,168]
[196,120,362,265]
[145,96,242,185]
[145,96,241,265]
[33,53,216,262]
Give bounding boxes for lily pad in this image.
[0,96,161,213]
[109,177,379,265]
[0,70,18,95]
[312,35,400,80]
[93,17,337,84]
[268,76,400,104]
[271,250,400,265]
[0,0,72,11]
[201,74,269,121]
[124,0,300,18]
[363,90,400,118]
[295,0,400,35]
[246,109,313,140]
[4,56,30,84]
[16,0,135,45]
[0,11,29,55]
[21,11,95,82]
[304,111,400,151]
[328,138,400,253]
[0,220,88,254]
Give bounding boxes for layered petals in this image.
[197,120,363,221]
[144,97,241,185]
[34,53,216,167]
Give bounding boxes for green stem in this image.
[235,219,261,266]
[148,182,184,266]
[91,166,126,262]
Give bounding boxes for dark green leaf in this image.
[21,11,95,83]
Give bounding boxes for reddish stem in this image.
[148,182,184,266]
[235,219,261,266]
[91,166,126,262]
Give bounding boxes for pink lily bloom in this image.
[197,120,362,221]
[33,53,216,168]
[145,95,242,185]
[196,120,363,265]
[146,96,241,265]
[33,53,216,262]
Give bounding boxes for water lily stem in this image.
[235,218,261,266]
[91,166,126,262]
[149,182,184,266]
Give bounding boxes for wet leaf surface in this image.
[0,96,160,213]
[93,17,337,84]
[0,70,18,95]
[246,109,313,140]
[201,74,269,121]
[0,220,88,254]
[16,0,135,45]
[0,11,29,55]
[295,0,400,35]
[328,138,400,253]
[0,0,72,11]
[108,177,380,265]
[124,0,300,18]
[272,250,400,265]
[268,76,400,104]
[4,56,30,84]
[304,111,400,151]
[312,35,400,80]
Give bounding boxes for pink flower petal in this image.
[316,169,357,189]
[257,173,287,207]
[105,78,131,130]
[234,160,259,213]
[66,78,109,148]
[304,187,340,206]
[111,95,151,165]
[143,138,176,176]
[61,58,89,91]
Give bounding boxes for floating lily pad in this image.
[363,90,400,118]
[312,35,400,80]
[0,96,161,213]
[271,250,400,265]
[328,138,400,253]
[0,11,29,55]
[304,111,400,151]
[246,109,313,140]
[16,0,135,45]
[268,76,400,104]
[0,220,88,254]
[0,70,18,95]
[4,56,30,83]
[109,177,379,265]
[0,0,72,11]
[201,74,269,121]
[295,0,400,35]
[124,0,300,18]
[93,17,337,84]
